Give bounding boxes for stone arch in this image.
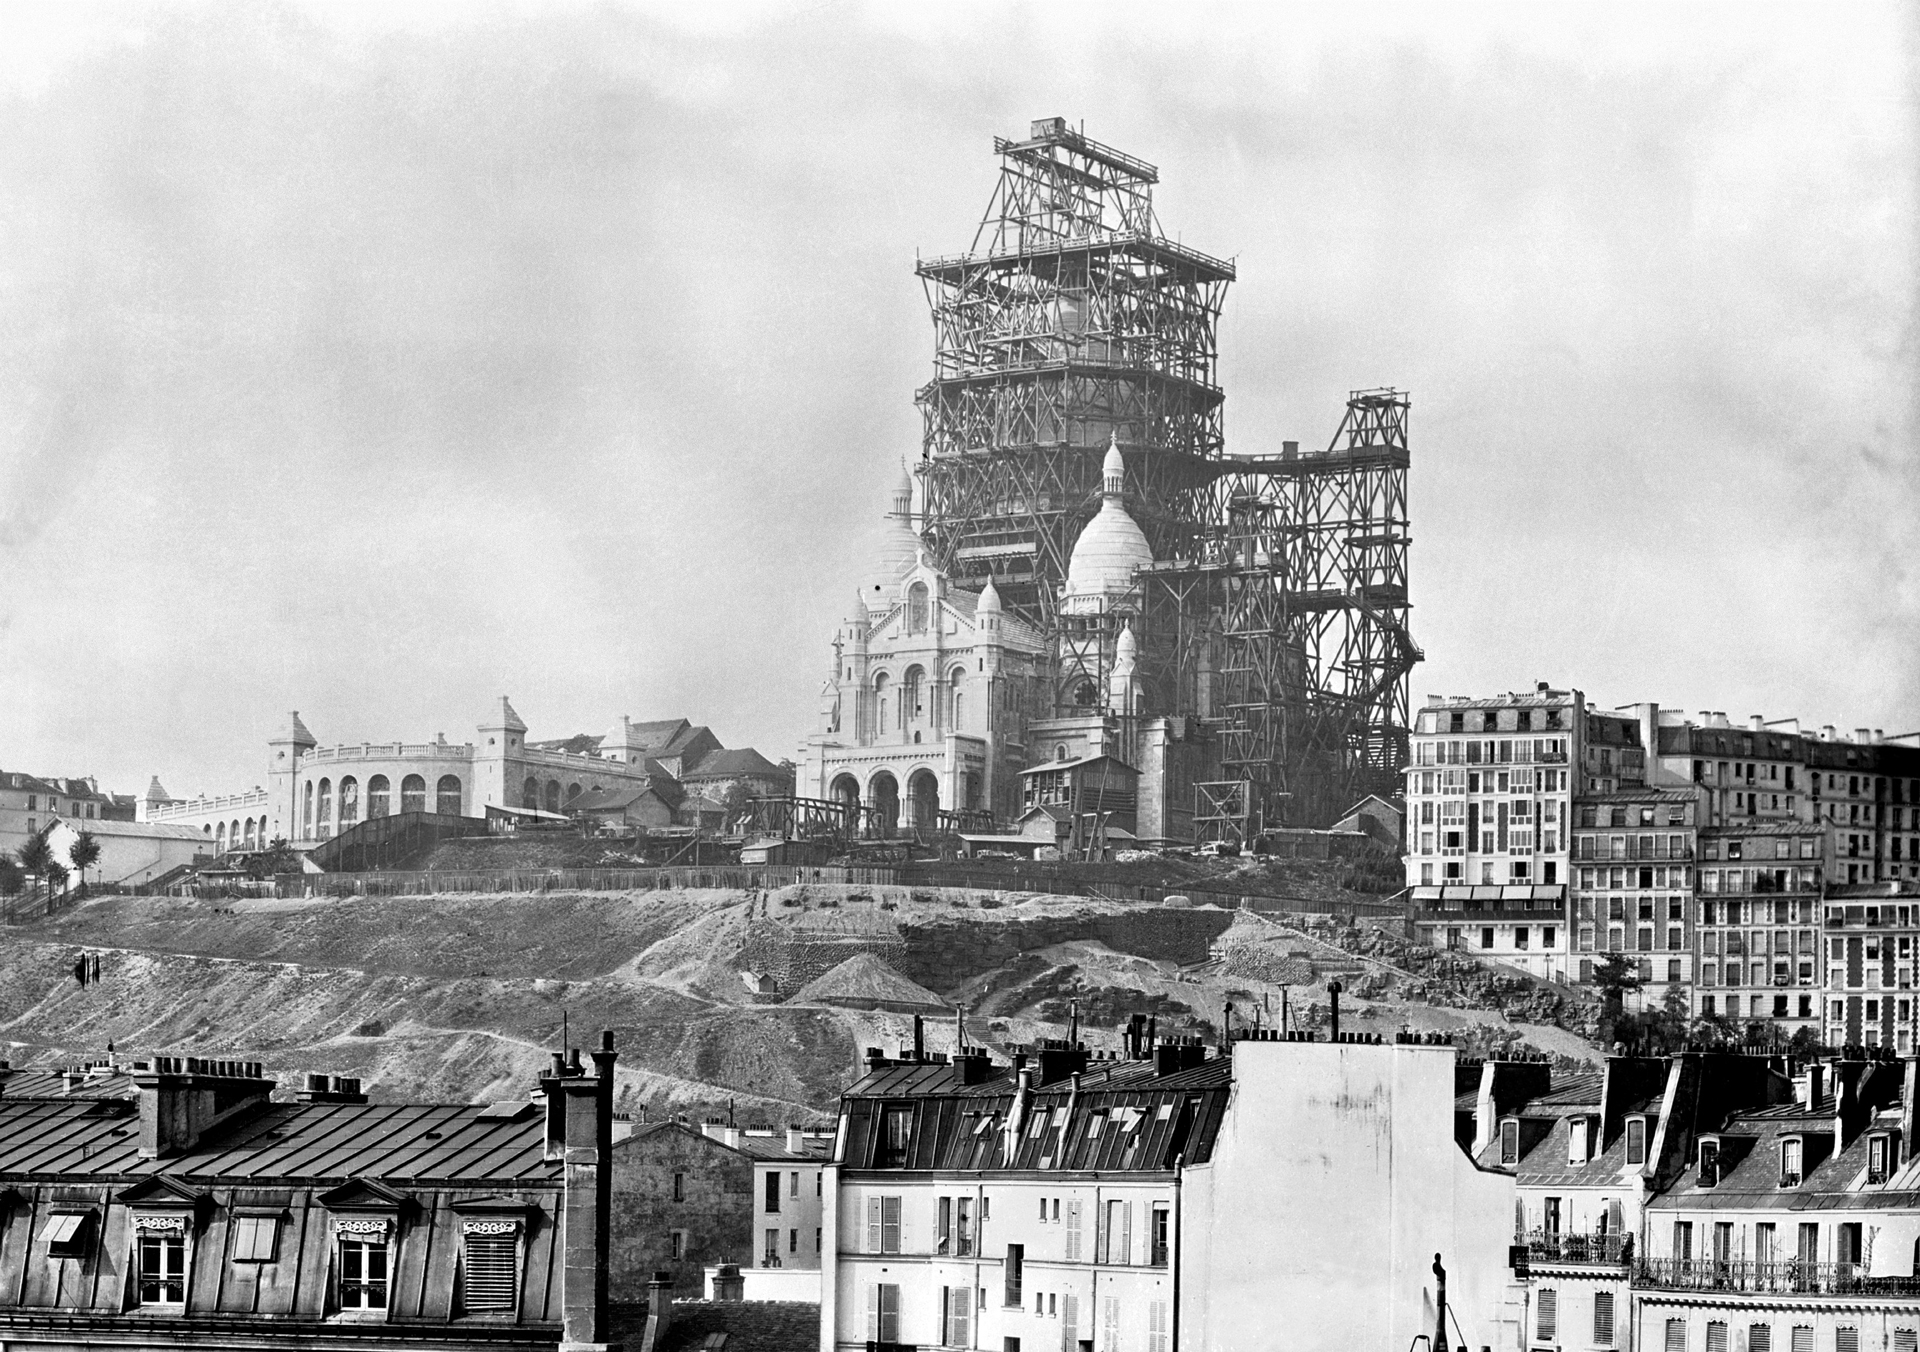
[401,774,426,813]
[545,780,562,813]
[368,775,391,819]
[566,782,582,805]
[216,821,227,851]
[436,775,462,816]
[907,581,929,632]
[303,782,314,836]
[338,777,360,829]
[868,771,899,837]
[906,768,939,831]
[317,779,333,833]
[243,819,257,848]
[231,818,241,845]
[522,777,540,810]
[873,671,890,735]
[949,665,967,732]
[829,774,860,831]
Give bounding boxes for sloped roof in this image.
[683,747,786,781]
[1018,755,1140,778]
[51,818,210,842]
[790,953,949,1011]
[0,1096,560,1181]
[1,771,63,794]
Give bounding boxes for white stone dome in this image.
[865,462,923,604]
[1064,438,1152,601]
[976,576,1002,614]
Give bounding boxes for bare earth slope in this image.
[0,884,1596,1115]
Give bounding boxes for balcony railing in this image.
[1522,1230,1631,1265]
[1634,1258,1917,1295]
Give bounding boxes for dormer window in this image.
[1500,1118,1520,1165]
[134,1215,189,1307]
[43,1210,95,1260]
[1568,1116,1591,1166]
[1625,1117,1647,1166]
[1780,1136,1804,1188]
[1869,1134,1892,1185]
[1698,1138,1720,1187]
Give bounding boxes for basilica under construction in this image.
[795,117,1421,847]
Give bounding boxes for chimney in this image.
[913,1015,925,1063]
[132,1056,275,1159]
[1856,729,1872,745]
[955,1049,993,1086]
[297,1073,368,1105]
[1823,726,1836,741]
[1800,1064,1825,1108]
[786,1124,805,1154]
[1035,1038,1089,1087]
[1329,981,1343,1042]
[1751,715,1766,732]
[557,1030,617,1348]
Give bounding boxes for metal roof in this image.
[0,1097,559,1184]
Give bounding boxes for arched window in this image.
[904,666,924,725]
[874,673,890,736]
[868,772,899,838]
[338,777,360,828]
[907,770,939,830]
[908,581,929,632]
[401,774,426,813]
[950,667,966,732]
[436,775,462,816]
[522,777,540,810]
[567,782,582,805]
[318,779,333,832]
[368,775,391,818]
[216,822,227,851]
[545,780,561,813]
[1056,745,1069,761]
[303,782,314,834]
[829,774,860,830]
[244,819,257,848]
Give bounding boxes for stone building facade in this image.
[797,445,1216,844]
[608,1121,755,1298]
[141,703,789,850]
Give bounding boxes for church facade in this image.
[797,443,1217,845]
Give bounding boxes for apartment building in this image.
[823,1023,1524,1352]
[0,769,133,860]
[1405,687,1580,981]
[0,1038,625,1352]
[1820,882,1920,1050]
[696,1120,834,1271]
[1570,788,1700,1006]
[1695,824,1826,1034]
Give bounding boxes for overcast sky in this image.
[0,0,1914,799]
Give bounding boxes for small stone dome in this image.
[1064,437,1152,602]
[977,576,1002,614]
[865,462,923,603]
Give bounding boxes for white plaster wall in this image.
[1189,1041,1522,1352]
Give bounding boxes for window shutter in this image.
[1594,1292,1614,1345]
[1791,1329,1813,1352]
[1750,1326,1772,1352]
[1061,1293,1079,1352]
[1666,1318,1688,1352]
[1837,1329,1860,1352]
[1706,1322,1728,1352]
[1103,1294,1121,1352]
[1120,1202,1132,1267]
[953,1286,972,1346]
[461,1231,519,1311]
[867,1197,882,1254]
[1149,1299,1169,1352]
[1066,1200,1082,1261]
[1538,1288,1557,1340]
[882,1196,901,1254]
[868,1284,880,1342]
[938,1197,952,1255]
[1893,1331,1915,1352]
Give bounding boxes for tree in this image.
[16,832,52,907]
[68,830,101,895]
[44,859,69,902]
[246,837,302,879]
[1591,952,1643,1050]
[0,855,22,897]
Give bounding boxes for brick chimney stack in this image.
[131,1056,275,1159]
[554,1031,618,1352]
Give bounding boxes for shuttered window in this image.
[1148,1300,1169,1352]
[1895,1331,1916,1352]
[1062,1293,1079,1352]
[867,1283,899,1343]
[1065,1199,1083,1261]
[943,1286,972,1347]
[1750,1326,1772,1352]
[1792,1328,1813,1352]
[865,1196,902,1254]
[1707,1322,1728,1352]
[1103,1294,1122,1352]
[1594,1291,1615,1345]
[230,1215,277,1262]
[1837,1329,1860,1352]
[461,1231,519,1312]
[1537,1289,1557,1340]
[1666,1318,1688,1352]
